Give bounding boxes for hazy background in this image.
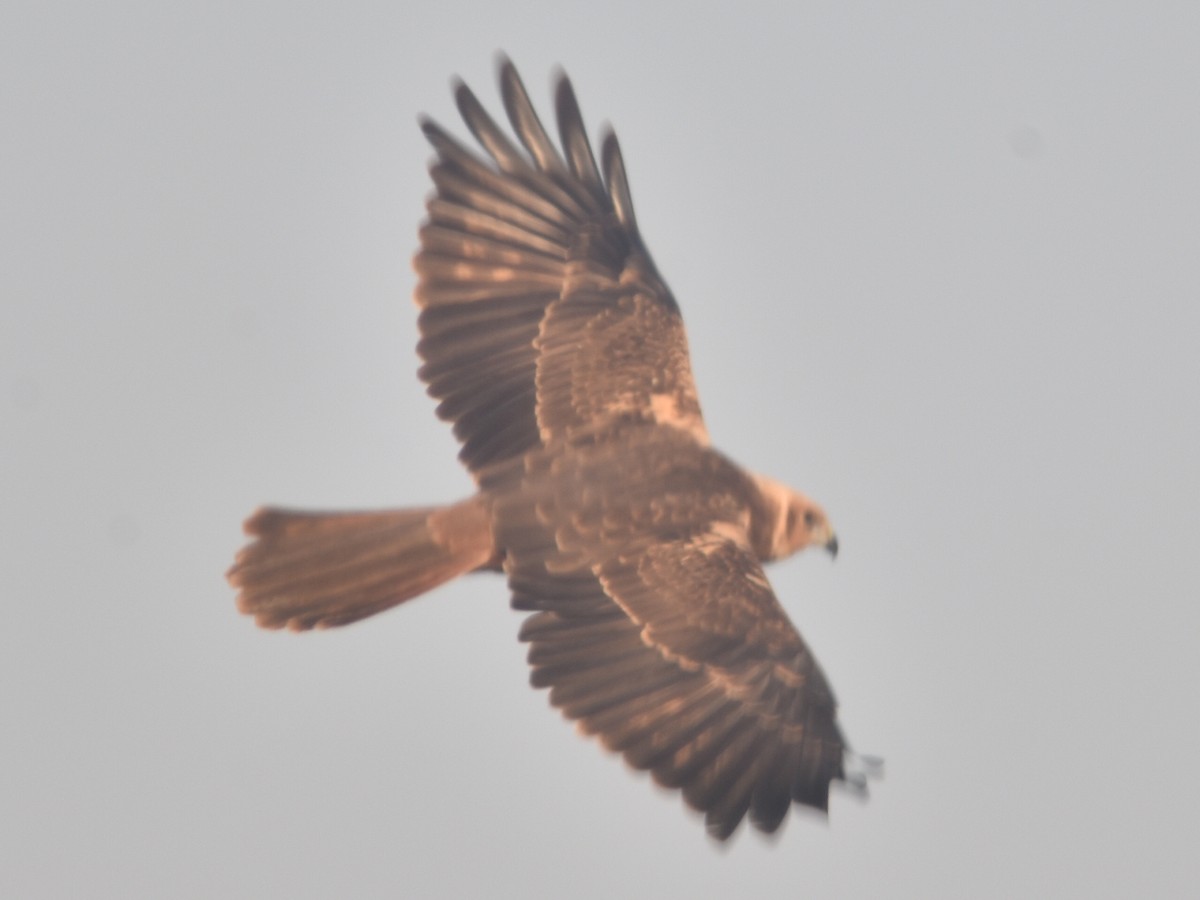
[4,2,1198,897]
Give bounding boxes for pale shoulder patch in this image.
[650,392,710,443]
[697,518,753,552]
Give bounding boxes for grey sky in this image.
[3,2,1198,897]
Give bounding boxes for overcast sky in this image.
[4,2,1199,897]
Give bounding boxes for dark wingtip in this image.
[600,129,639,236]
[705,817,738,842]
[550,62,568,90]
[418,116,443,140]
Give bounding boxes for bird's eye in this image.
[803,510,817,530]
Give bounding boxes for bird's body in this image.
[229,58,870,839]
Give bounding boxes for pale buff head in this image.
[751,473,838,562]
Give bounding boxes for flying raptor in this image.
[229,58,872,840]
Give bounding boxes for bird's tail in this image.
[227,496,495,630]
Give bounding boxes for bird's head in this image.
[752,473,838,562]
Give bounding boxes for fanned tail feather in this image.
[228,499,495,631]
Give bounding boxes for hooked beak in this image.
[825,533,839,560]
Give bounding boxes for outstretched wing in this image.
[492,432,848,839]
[415,58,707,478]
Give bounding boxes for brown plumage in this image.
[228,56,874,840]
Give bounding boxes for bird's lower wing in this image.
[498,482,848,840]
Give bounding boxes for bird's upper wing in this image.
[491,432,847,839]
[415,58,706,479]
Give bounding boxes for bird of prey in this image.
[229,58,873,840]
